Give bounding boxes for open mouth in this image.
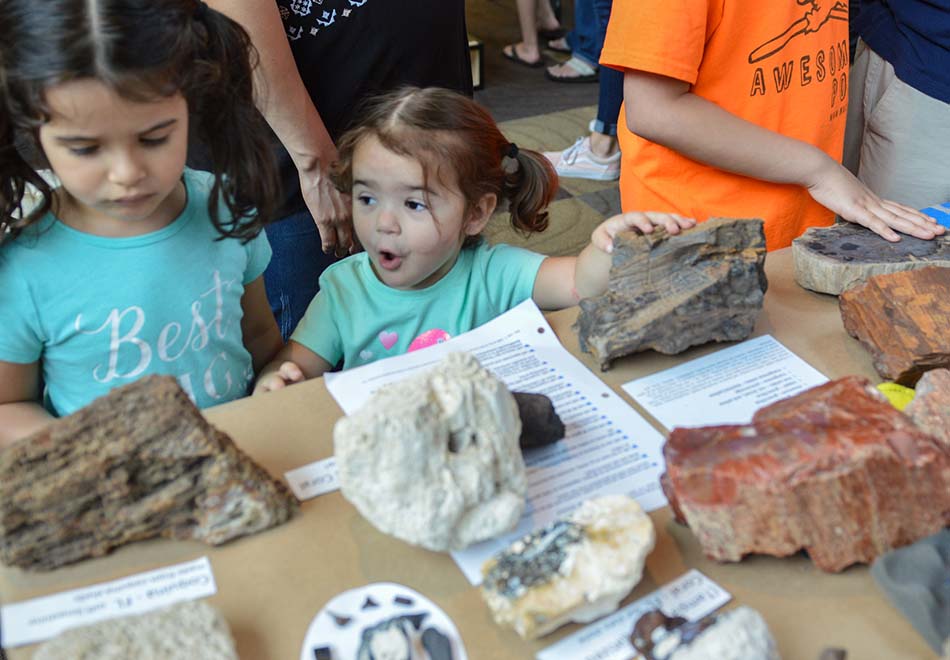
[377,249,403,270]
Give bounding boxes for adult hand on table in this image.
[806,157,946,242]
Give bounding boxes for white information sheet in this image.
[537,570,732,660]
[323,301,668,584]
[622,335,827,431]
[0,556,217,648]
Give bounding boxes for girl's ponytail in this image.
[501,144,557,235]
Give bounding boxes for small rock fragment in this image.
[480,495,655,640]
[904,368,950,448]
[512,392,565,449]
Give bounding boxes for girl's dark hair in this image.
[333,86,557,242]
[0,0,279,243]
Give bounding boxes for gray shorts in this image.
[843,40,950,208]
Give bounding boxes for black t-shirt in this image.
[274,0,473,217]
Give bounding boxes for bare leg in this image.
[511,0,542,62]
[589,131,619,158]
[536,0,561,33]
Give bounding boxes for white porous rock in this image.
[334,352,526,551]
[33,601,237,660]
[480,494,655,640]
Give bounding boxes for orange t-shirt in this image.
[601,0,850,250]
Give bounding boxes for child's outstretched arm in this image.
[254,341,333,394]
[533,212,696,310]
[0,360,53,447]
[623,70,944,243]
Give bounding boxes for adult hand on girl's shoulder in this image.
[299,165,354,258]
[805,159,945,243]
[592,212,696,253]
[253,361,306,395]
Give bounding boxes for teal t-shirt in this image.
[292,240,545,369]
[0,169,271,415]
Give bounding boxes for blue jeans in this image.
[565,0,623,136]
[263,210,339,340]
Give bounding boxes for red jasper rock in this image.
[904,368,950,449]
[661,376,950,572]
[839,266,950,386]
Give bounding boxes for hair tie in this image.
[502,142,520,174]
[506,142,519,158]
[194,0,209,20]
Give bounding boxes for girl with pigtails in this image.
[255,86,695,392]
[0,0,284,443]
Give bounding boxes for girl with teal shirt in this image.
[254,87,695,392]
[0,0,284,444]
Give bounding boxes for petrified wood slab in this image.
[793,222,950,295]
[661,376,950,572]
[839,266,950,386]
[904,368,950,449]
[0,376,297,571]
[574,217,767,371]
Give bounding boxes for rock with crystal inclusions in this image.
[839,266,950,386]
[793,222,950,295]
[480,495,655,640]
[0,375,297,571]
[631,606,780,660]
[661,376,950,572]
[335,352,526,552]
[574,218,767,370]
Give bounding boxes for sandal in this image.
[546,37,571,54]
[545,56,598,83]
[503,43,544,68]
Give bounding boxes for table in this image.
[1,249,934,659]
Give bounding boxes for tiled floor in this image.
[468,1,622,257]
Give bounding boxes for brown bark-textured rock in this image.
[0,376,297,571]
[574,217,767,370]
[905,368,950,449]
[839,266,950,386]
[793,223,950,295]
[661,376,950,572]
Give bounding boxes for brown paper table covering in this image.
[0,249,934,659]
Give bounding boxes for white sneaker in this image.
[544,137,621,181]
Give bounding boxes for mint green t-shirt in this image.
[292,240,545,369]
[0,169,271,415]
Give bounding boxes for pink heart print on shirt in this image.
[378,330,399,350]
[408,329,452,352]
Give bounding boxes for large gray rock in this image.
[480,495,655,640]
[575,218,767,370]
[905,368,950,449]
[0,376,297,571]
[34,601,237,660]
[334,353,526,552]
[793,223,950,295]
